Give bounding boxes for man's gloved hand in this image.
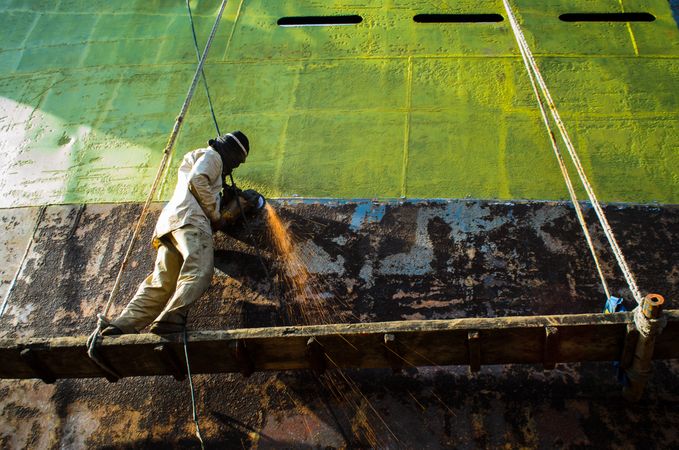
[213,189,265,233]
[211,214,230,232]
[240,189,261,208]
[220,186,240,209]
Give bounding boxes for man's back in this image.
[155,147,223,238]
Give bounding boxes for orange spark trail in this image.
[262,203,397,447]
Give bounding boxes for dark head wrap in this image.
[208,131,249,161]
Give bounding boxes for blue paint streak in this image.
[350,202,371,231]
[446,202,470,234]
[671,0,679,28]
[367,203,386,223]
[349,201,386,231]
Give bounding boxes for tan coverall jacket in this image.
[112,148,223,333]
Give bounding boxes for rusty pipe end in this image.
[642,293,665,319]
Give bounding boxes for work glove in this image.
[240,189,263,210]
[213,189,265,232]
[220,185,241,209]
[211,214,230,232]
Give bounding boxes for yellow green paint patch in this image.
[0,0,677,207]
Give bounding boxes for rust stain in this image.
[0,200,677,447]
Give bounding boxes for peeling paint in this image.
[0,0,678,446]
[349,202,387,231]
[0,380,57,450]
[296,240,346,276]
[2,303,36,338]
[442,202,509,242]
[358,261,374,289]
[0,207,40,301]
[379,208,435,276]
[2,199,676,447]
[60,402,99,450]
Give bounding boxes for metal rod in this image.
[624,294,666,401]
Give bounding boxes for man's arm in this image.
[188,151,222,224]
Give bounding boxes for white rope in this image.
[502,0,643,305]
[183,329,205,450]
[634,305,667,338]
[506,8,611,300]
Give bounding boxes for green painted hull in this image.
[0,0,677,206]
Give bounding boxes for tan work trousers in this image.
[111,224,214,333]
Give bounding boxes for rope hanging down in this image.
[187,4,285,444]
[186,0,221,137]
[501,5,611,300]
[501,0,644,305]
[185,0,281,321]
[182,4,230,448]
[87,2,229,446]
[184,329,205,450]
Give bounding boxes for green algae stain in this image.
[0,0,678,207]
[56,133,71,146]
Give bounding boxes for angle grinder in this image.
[219,188,266,225]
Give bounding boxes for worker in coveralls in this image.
[102,131,255,335]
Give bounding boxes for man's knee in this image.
[194,266,214,290]
[179,265,213,289]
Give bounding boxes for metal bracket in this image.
[467,331,481,373]
[229,339,254,378]
[543,326,559,370]
[623,293,666,401]
[154,344,186,381]
[306,337,326,375]
[383,333,403,373]
[20,348,56,384]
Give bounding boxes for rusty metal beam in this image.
[623,294,668,401]
[0,310,677,381]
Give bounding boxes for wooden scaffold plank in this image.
[0,310,677,381]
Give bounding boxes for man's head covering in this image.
[208,131,249,161]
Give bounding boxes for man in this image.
[102,131,250,335]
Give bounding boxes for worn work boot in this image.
[149,321,185,335]
[100,325,125,336]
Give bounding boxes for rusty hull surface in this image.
[0,200,678,449]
